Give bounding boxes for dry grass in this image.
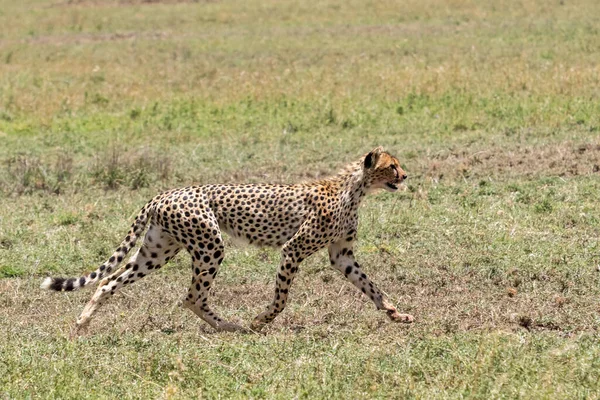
[1,0,599,123]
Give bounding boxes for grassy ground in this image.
[1,0,600,398]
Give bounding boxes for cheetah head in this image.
[363,146,407,192]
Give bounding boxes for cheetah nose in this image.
[401,174,407,180]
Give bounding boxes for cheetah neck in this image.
[330,161,369,204]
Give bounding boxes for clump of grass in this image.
[90,148,126,190]
[0,148,175,195]
[90,146,174,190]
[1,153,73,196]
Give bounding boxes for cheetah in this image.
[41,146,414,333]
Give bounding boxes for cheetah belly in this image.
[217,206,307,247]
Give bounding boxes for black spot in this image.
[65,278,75,291]
[79,277,86,287]
[90,272,97,279]
[213,250,222,259]
[345,266,352,275]
[203,256,210,263]
[50,277,65,291]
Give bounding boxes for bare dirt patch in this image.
[3,261,598,339]
[418,139,600,182]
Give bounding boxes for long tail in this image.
[40,202,153,292]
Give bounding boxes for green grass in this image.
[1,0,600,398]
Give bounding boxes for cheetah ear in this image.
[364,146,384,169]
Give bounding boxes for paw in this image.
[387,310,414,323]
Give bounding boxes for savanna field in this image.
[1,0,600,398]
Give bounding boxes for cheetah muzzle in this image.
[41,146,414,334]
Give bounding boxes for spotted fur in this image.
[41,147,414,333]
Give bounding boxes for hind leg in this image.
[182,253,246,332]
[181,224,245,332]
[75,224,180,332]
[174,207,244,332]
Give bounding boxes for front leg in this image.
[249,249,297,332]
[250,219,322,332]
[328,238,414,323]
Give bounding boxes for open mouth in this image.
[386,183,398,190]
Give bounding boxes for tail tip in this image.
[40,277,53,290]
